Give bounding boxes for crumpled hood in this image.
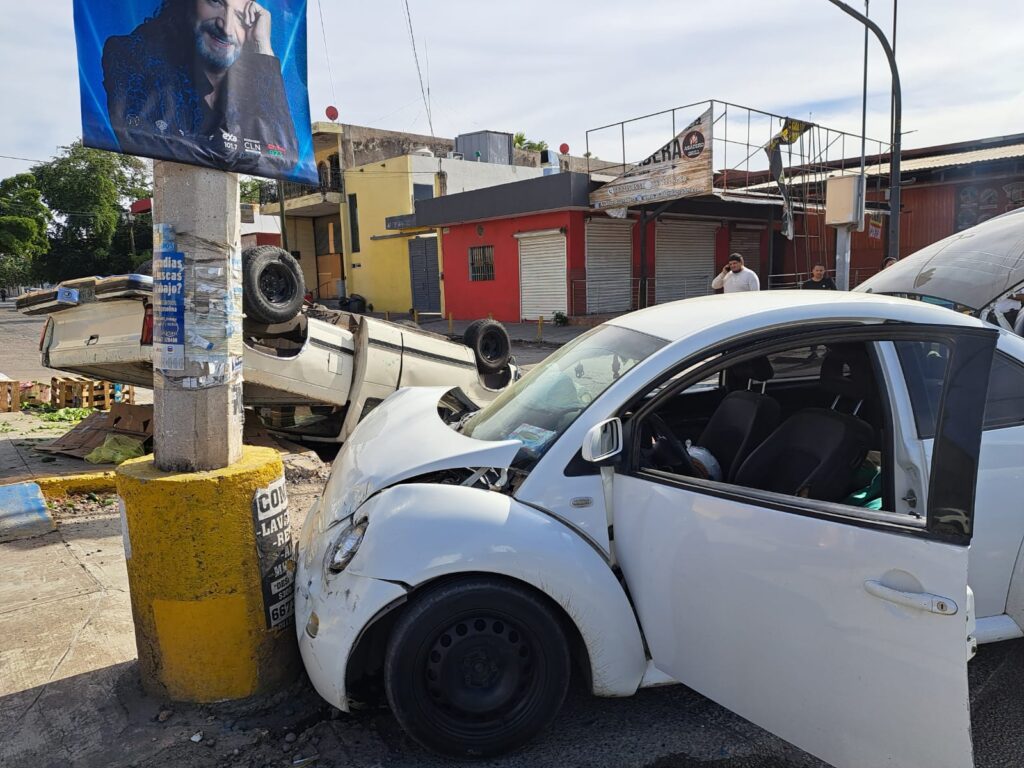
[315,387,522,530]
[856,207,1024,311]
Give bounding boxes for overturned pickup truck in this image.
[17,248,516,444]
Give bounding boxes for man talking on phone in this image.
[711,253,760,293]
[102,0,299,177]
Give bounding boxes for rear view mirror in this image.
[582,418,623,464]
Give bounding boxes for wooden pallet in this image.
[0,381,20,413]
[50,376,135,410]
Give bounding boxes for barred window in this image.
[469,246,495,281]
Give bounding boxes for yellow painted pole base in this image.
[116,446,301,702]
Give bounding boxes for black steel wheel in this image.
[242,246,305,324]
[463,319,511,374]
[384,578,570,757]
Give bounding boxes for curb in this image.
[0,482,55,542]
[34,471,118,498]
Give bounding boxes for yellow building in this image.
[279,122,346,302]
[279,124,543,314]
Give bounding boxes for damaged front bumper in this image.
[295,549,407,712]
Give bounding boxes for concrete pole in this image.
[151,161,243,471]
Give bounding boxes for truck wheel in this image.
[135,258,153,276]
[465,319,511,374]
[243,246,305,324]
[384,578,570,758]
[462,318,487,349]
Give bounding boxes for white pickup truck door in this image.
[612,327,998,768]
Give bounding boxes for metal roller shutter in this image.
[586,219,633,313]
[519,234,567,320]
[729,228,763,278]
[654,221,718,303]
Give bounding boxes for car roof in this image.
[605,290,983,343]
[854,207,1024,310]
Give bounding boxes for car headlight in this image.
[325,520,368,574]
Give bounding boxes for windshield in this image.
[463,324,666,468]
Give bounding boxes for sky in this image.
[1,0,1022,180]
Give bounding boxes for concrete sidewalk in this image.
[0,411,98,486]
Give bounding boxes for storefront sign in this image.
[590,108,715,211]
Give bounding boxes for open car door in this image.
[613,326,997,768]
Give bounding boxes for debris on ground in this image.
[36,406,96,423]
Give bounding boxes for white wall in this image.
[408,154,544,196]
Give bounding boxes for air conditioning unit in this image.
[447,151,464,160]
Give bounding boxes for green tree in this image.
[513,132,548,152]
[31,141,151,282]
[240,176,266,204]
[0,173,50,287]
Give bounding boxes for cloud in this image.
[2,0,1022,181]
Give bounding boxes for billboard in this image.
[589,108,714,213]
[72,0,317,185]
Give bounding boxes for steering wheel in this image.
[645,413,699,477]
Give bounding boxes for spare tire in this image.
[465,319,511,374]
[243,246,305,324]
[462,318,487,351]
[134,258,153,276]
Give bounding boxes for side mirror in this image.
[582,417,623,464]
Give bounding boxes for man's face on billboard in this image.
[193,0,249,71]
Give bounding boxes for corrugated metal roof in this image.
[734,143,1024,193]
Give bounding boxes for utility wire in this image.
[401,0,434,137]
[0,153,46,164]
[315,0,339,109]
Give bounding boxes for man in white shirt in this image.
[711,253,760,293]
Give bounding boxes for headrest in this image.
[728,356,774,387]
[820,344,873,401]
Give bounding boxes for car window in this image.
[896,343,1024,436]
[462,324,666,469]
[637,340,890,513]
[983,353,1024,430]
[894,341,950,439]
[765,347,825,381]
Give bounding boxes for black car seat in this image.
[696,357,781,481]
[733,345,875,502]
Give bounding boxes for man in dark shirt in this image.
[802,264,837,290]
[102,0,300,179]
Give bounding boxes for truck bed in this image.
[20,277,513,442]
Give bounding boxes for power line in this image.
[315,0,339,108]
[401,0,434,137]
[0,153,46,164]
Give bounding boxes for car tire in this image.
[384,578,571,758]
[135,258,153,276]
[242,246,305,324]
[462,318,487,350]
[464,319,511,374]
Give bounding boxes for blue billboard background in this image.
[72,0,317,184]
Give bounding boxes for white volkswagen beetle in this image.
[296,281,1024,767]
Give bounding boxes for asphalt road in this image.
[0,301,50,381]
[4,302,1024,767]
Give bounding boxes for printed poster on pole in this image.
[72,0,318,184]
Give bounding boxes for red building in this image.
[776,132,1024,286]
[416,173,779,322]
[416,133,1024,320]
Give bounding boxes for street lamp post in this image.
[826,0,902,263]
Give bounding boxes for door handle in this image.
[864,580,958,615]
